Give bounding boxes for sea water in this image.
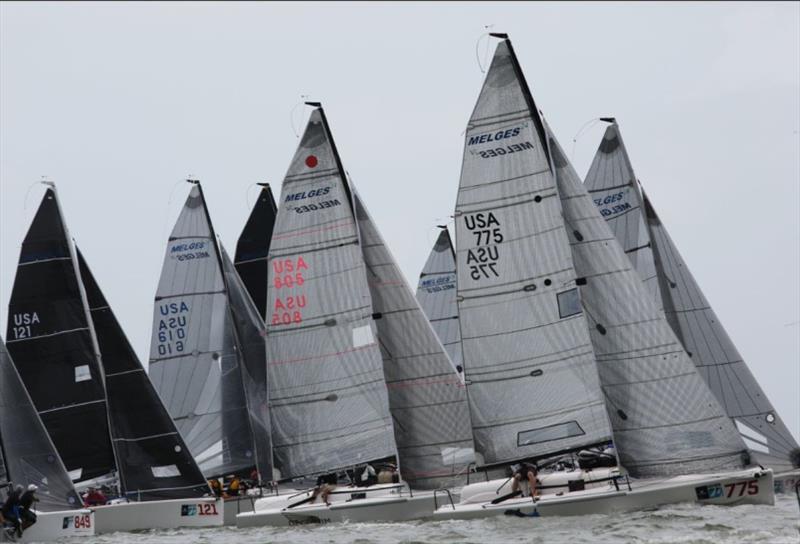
[58,493,798,544]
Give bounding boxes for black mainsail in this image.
[235,184,278,320]
[76,249,210,499]
[0,336,82,511]
[584,120,800,473]
[6,186,116,482]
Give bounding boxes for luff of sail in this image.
[547,126,749,477]
[585,122,800,473]
[266,107,396,480]
[149,184,258,478]
[0,336,83,511]
[415,229,464,378]
[5,187,116,482]
[220,245,273,482]
[76,248,210,499]
[235,184,278,321]
[354,190,475,489]
[454,39,614,466]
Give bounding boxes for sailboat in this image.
[415,228,465,380]
[583,119,800,491]
[5,184,222,533]
[430,34,773,520]
[148,181,274,524]
[236,103,474,527]
[0,337,94,542]
[234,183,278,321]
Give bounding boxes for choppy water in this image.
[60,494,798,544]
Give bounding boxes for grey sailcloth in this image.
[219,245,273,482]
[548,127,749,477]
[354,191,475,489]
[266,107,396,479]
[0,336,83,511]
[149,184,255,478]
[585,122,800,473]
[415,229,464,378]
[454,39,613,466]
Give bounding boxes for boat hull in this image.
[92,497,223,533]
[773,469,800,494]
[433,467,774,520]
[236,484,434,527]
[14,509,94,542]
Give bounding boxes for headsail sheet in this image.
[149,185,255,478]
[549,130,748,477]
[585,122,800,472]
[235,184,278,320]
[266,108,396,479]
[77,248,209,499]
[0,337,82,511]
[5,188,115,482]
[454,41,613,465]
[354,191,475,489]
[415,229,464,378]
[220,245,273,482]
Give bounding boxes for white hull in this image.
[433,467,774,520]
[773,469,800,494]
[12,508,94,542]
[236,483,434,527]
[92,497,223,533]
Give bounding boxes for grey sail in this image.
[585,122,800,473]
[548,127,748,477]
[266,107,396,480]
[415,229,464,378]
[219,245,273,482]
[454,39,613,467]
[353,190,475,489]
[149,184,256,478]
[0,336,82,511]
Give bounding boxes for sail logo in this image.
[284,187,331,202]
[463,212,503,280]
[170,241,210,262]
[592,191,632,218]
[420,275,455,293]
[468,126,522,146]
[11,312,39,339]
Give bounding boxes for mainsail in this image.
[76,248,209,499]
[149,183,263,479]
[415,229,464,378]
[0,336,82,511]
[584,121,800,472]
[354,190,474,488]
[454,38,613,466]
[235,184,278,320]
[6,186,116,482]
[547,128,748,477]
[266,107,397,479]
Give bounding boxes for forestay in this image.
[77,248,210,499]
[235,184,278,320]
[220,245,273,482]
[585,121,800,473]
[149,185,256,478]
[548,129,748,477]
[415,229,464,378]
[266,108,396,479]
[354,191,474,489]
[0,337,83,511]
[454,39,613,466]
[5,187,115,482]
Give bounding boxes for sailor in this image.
[1,484,24,536]
[354,464,377,487]
[83,486,108,506]
[310,472,337,506]
[377,463,398,484]
[227,475,241,497]
[510,461,539,498]
[208,478,222,497]
[19,484,38,531]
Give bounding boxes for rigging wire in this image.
[160,177,191,241]
[475,25,495,74]
[570,117,603,162]
[290,95,310,138]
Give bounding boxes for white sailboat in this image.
[0,337,94,542]
[237,103,474,527]
[584,119,800,492]
[430,34,774,520]
[5,184,222,534]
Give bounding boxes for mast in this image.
[454,36,615,468]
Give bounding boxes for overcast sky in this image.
[1,2,798,440]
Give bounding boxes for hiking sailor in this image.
[18,484,38,532]
[1,484,24,537]
[510,462,539,498]
[310,472,338,506]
